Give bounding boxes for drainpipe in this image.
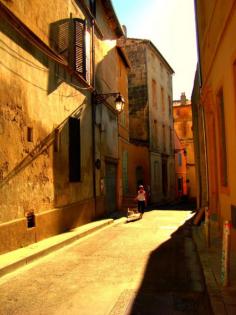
[194,0,209,207]
[91,19,97,218]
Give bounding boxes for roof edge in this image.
[126,37,175,74]
[102,0,124,37]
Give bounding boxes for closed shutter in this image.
[57,21,70,61]
[73,19,86,78]
[56,18,89,81]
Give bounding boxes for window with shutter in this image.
[74,19,86,77]
[69,117,81,182]
[56,18,90,82]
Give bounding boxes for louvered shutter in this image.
[73,19,86,78]
[57,21,70,61]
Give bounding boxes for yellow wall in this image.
[196,0,236,248]
[173,102,197,199]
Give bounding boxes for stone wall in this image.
[122,40,149,142]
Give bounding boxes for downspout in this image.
[194,0,209,207]
[91,19,97,218]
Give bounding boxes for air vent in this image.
[26,211,35,228]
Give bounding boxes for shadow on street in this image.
[148,199,197,211]
[126,215,212,315]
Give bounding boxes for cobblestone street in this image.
[0,210,212,315]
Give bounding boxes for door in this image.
[105,162,117,213]
[162,158,168,196]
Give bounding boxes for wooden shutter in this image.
[57,21,70,61]
[69,117,81,182]
[73,19,86,77]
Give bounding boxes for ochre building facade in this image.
[193,0,236,256]
[173,93,196,201]
[0,0,126,253]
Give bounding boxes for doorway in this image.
[105,162,117,214]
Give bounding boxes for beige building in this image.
[0,0,126,253]
[173,93,196,201]
[119,37,175,203]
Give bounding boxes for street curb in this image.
[0,218,116,278]
[192,226,227,315]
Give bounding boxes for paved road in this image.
[0,210,212,315]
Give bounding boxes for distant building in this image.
[174,131,187,198]
[173,93,196,201]
[119,37,175,204]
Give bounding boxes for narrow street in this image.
[0,209,212,315]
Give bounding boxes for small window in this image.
[152,79,157,108]
[27,127,33,142]
[178,152,182,166]
[26,211,35,228]
[69,117,81,182]
[177,177,183,192]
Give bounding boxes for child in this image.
[135,185,147,218]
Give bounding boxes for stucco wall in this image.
[0,0,123,253]
[196,0,236,249]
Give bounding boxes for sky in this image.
[112,0,198,100]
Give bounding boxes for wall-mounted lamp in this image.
[94,92,125,113]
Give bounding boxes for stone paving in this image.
[193,223,236,315]
[0,210,212,315]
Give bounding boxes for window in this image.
[169,127,172,151]
[152,79,157,108]
[217,88,228,186]
[178,152,182,166]
[154,161,159,189]
[153,120,158,148]
[168,96,172,116]
[57,18,90,82]
[69,117,81,182]
[161,86,165,113]
[177,177,183,192]
[162,124,166,152]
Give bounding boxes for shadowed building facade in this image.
[0,0,126,253]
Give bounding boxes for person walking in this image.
[135,185,147,218]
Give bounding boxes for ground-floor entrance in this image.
[105,162,117,214]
